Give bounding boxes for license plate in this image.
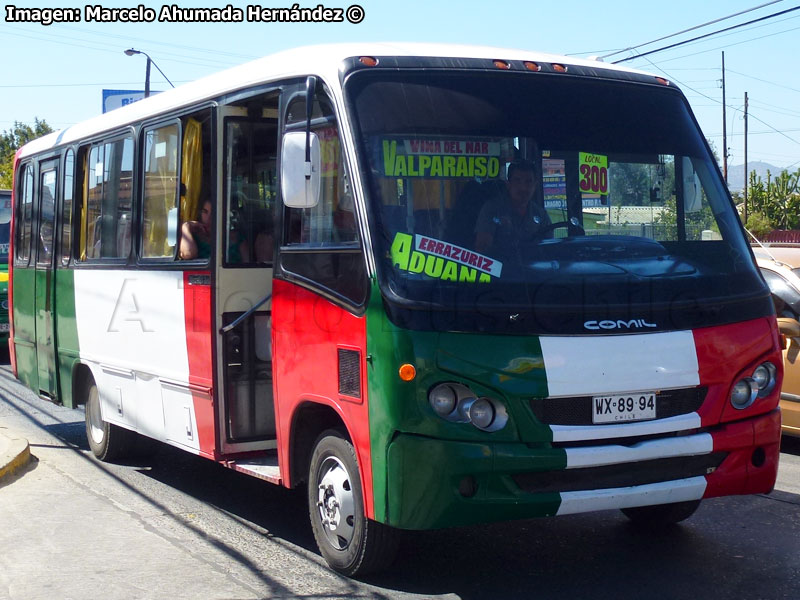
[592,392,656,424]
[0,323,9,332]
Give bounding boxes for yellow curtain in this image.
[79,151,88,261]
[143,126,177,257]
[181,118,202,221]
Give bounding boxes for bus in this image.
[0,189,10,355]
[10,44,784,576]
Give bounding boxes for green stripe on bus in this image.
[366,279,566,528]
[54,269,79,407]
[12,266,36,391]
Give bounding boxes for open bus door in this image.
[215,100,279,461]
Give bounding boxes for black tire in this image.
[308,429,398,576]
[621,500,701,527]
[84,378,137,461]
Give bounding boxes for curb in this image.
[0,430,31,483]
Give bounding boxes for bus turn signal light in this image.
[399,363,416,381]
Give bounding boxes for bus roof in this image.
[18,43,655,158]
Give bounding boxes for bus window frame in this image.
[60,148,76,267]
[135,104,216,268]
[76,127,137,267]
[222,114,280,269]
[35,157,59,268]
[14,161,36,268]
[139,117,183,263]
[275,84,370,313]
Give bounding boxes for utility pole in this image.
[721,52,728,185]
[743,91,749,224]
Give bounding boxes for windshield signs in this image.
[579,152,609,195]
[382,138,502,179]
[391,232,502,283]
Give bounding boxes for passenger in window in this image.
[248,212,274,263]
[179,200,212,260]
[474,160,551,256]
[253,229,274,263]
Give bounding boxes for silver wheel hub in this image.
[315,456,355,550]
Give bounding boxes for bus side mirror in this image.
[281,130,321,209]
[682,157,702,213]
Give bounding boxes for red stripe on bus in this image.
[692,317,781,427]
[183,270,215,457]
[271,279,375,518]
[703,409,780,498]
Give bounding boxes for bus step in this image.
[231,456,281,485]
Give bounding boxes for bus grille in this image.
[338,349,361,398]
[512,452,726,494]
[529,387,707,426]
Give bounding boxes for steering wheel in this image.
[534,219,586,240]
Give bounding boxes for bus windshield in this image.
[347,71,764,333]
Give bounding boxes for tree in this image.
[745,211,773,240]
[0,119,54,188]
[744,167,800,230]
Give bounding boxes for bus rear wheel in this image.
[84,378,136,461]
[621,500,701,527]
[307,429,398,576]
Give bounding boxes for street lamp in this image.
[124,48,174,98]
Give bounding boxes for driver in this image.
[474,159,552,256]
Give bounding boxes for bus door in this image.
[215,99,279,456]
[34,158,58,399]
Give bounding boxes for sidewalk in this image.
[0,429,31,484]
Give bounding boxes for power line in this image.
[627,11,800,64]
[0,25,241,70]
[613,4,800,64]
[641,57,800,149]
[749,99,800,117]
[600,1,785,59]
[727,68,800,94]
[55,23,259,61]
[630,22,800,67]
[0,81,191,89]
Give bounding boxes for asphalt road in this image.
[1,365,799,600]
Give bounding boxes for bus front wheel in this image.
[621,499,701,527]
[84,379,136,461]
[307,429,398,576]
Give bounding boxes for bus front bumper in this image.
[383,409,780,530]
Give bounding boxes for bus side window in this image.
[141,122,180,259]
[282,97,357,247]
[37,165,57,265]
[80,136,134,261]
[279,88,367,306]
[224,113,278,266]
[15,163,34,265]
[61,150,74,265]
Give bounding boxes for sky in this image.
[1,0,799,172]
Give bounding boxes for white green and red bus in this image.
[10,44,783,575]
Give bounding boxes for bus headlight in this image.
[730,378,757,409]
[428,383,508,431]
[429,384,457,417]
[468,398,495,429]
[752,362,777,397]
